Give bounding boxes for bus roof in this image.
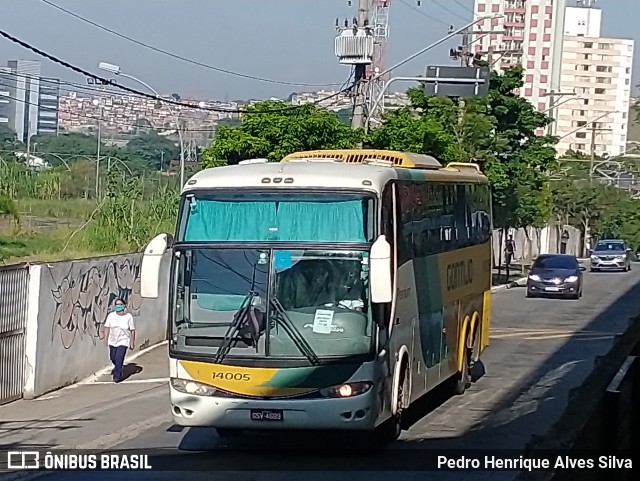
[282,149,442,169]
[183,153,487,194]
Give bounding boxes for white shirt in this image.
[105,312,135,347]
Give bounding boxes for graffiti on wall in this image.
[50,257,142,349]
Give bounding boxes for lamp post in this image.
[98,62,186,187]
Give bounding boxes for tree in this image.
[0,124,19,145]
[126,131,180,170]
[551,178,640,254]
[370,66,558,262]
[201,101,364,167]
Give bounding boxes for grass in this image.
[0,230,120,264]
[17,198,96,220]
[0,198,121,264]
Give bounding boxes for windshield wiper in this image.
[213,261,262,364]
[213,291,256,363]
[269,297,320,365]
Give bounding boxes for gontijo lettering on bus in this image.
[446,259,473,291]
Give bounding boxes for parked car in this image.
[526,254,584,299]
[589,239,632,272]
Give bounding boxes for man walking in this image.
[104,298,135,383]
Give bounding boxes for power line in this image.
[37,0,340,88]
[0,79,354,134]
[0,71,251,123]
[397,0,450,27]
[452,0,475,15]
[430,0,471,23]
[0,28,358,115]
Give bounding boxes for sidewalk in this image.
[0,343,171,454]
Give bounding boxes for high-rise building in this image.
[38,78,61,136]
[0,60,61,141]
[6,60,41,143]
[554,6,634,157]
[0,67,11,128]
[472,0,568,116]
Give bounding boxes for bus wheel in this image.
[454,347,472,395]
[375,366,408,444]
[215,428,242,438]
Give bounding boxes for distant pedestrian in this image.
[104,298,135,383]
[560,230,570,254]
[504,235,516,266]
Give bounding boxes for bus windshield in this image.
[178,192,375,243]
[171,247,373,361]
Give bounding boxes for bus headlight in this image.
[319,382,372,398]
[171,378,217,396]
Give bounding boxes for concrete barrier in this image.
[21,253,170,399]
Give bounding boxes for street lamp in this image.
[98,62,186,187]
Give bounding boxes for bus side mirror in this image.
[370,235,393,304]
[141,233,173,298]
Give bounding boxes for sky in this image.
[0,0,639,100]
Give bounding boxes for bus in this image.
[139,149,493,443]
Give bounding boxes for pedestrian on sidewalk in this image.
[104,298,135,383]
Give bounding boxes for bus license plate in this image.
[250,409,283,421]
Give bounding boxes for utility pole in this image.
[96,116,101,199]
[351,0,370,130]
[544,90,576,136]
[589,122,613,183]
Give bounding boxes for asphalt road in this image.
[8,268,640,481]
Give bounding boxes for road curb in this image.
[491,276,527,292]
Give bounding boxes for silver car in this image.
[590,239,632,272]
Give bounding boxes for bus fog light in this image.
[171,377,217,396]
[320,382,372,398]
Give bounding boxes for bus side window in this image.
[397,182,413,266]
[381,186,394,245]
[442,184,456,251]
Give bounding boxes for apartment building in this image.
[554,7,634,157]
[473,0,567,115]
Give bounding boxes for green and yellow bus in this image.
[140,149,492,442]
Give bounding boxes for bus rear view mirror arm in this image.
[370,235,393,304]
[141,233,173,298]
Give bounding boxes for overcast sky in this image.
[0,0,638,100]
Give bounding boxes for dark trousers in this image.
[109,345,127,381]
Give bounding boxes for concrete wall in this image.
[492,224,582,266]
[22,253,170,399]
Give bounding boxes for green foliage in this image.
[0,194,19,223]
[551,178,640,251]
[85,170,179,252]
[0,152,180,262]
[126,131,181,170]
[0,124,20,146]
[201,101,364,166]
[370,65,558,230]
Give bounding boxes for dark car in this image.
[526,254,584,299]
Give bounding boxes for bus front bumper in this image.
[170,385,379,430]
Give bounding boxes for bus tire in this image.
[375,363,408,444]
[215,428,242,438]
[454,346,472,395]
